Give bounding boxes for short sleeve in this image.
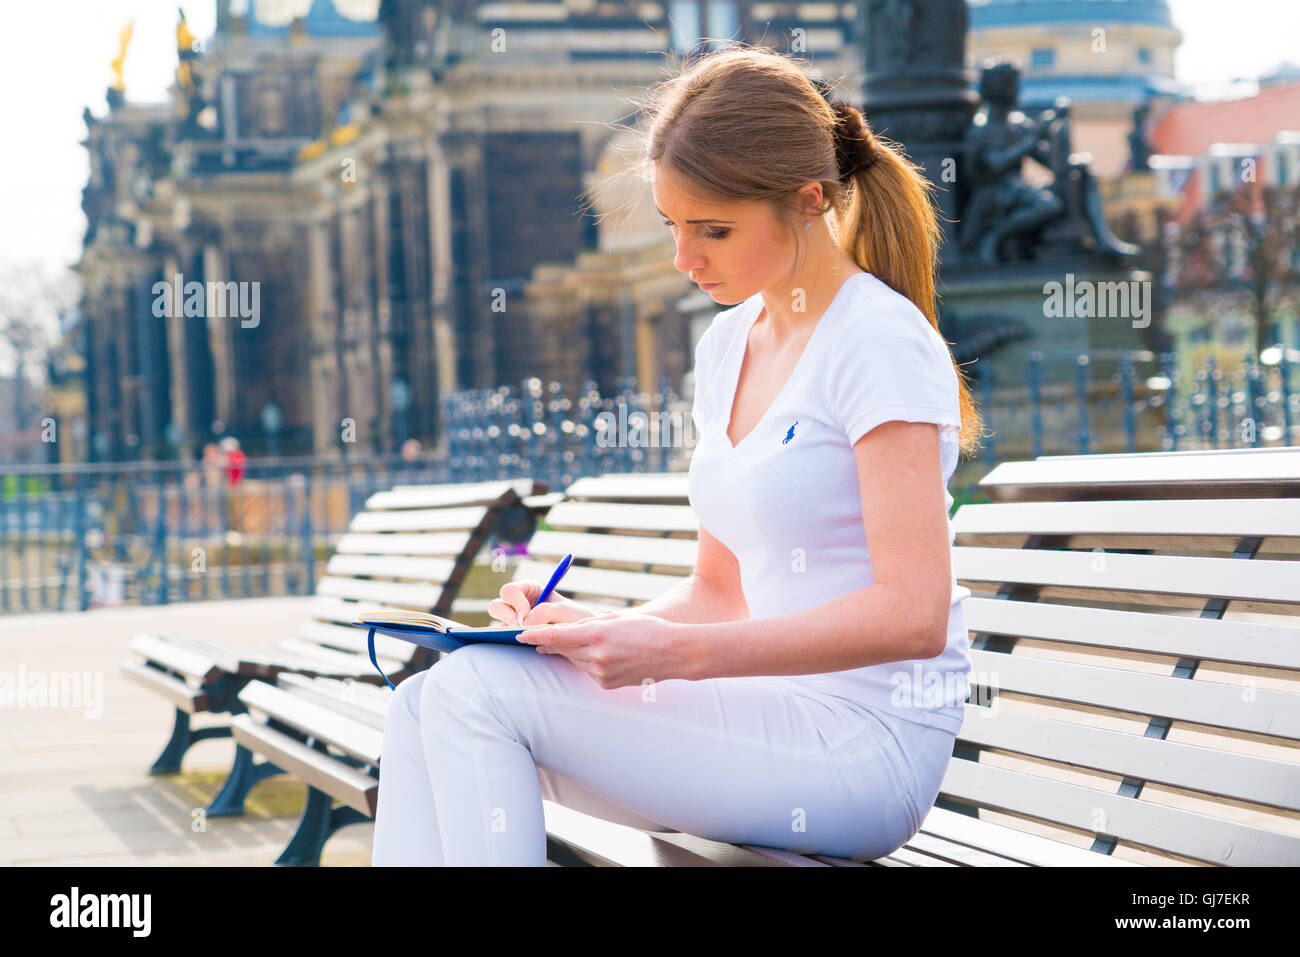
[830,292,963,446]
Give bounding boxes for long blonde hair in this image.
[631,45,985,457]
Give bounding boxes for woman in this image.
[372,46,984,866]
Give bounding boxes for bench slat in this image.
[274,674,391,729]
[644,833,823,866]
[953,498,1300,542]
[127,634,222,683]
[230,715,378,816]
[119,661,209,713]
[334,532,473,557]
[980,450,1300,502]
[238,680,384,765]
[274,639,404,680]
[917,806,1138,866]
[145,635,274,678]
[897,830,1028,866]
[348,505,491,533]
[956,705,1300,811]
[955,547,1300,609]
[512,561,685,603]
[967,647,1300,739]
[366,480,534,511]
[314,576,444,608]
[541,802,727,866]
[964,597,1300,671]
[524,530,698,570]
[940,757,1300,866]
[563,474,691,504]
[298,620,422,665]
[543,501,698,534]
[323,554,459,583]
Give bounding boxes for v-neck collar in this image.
[720,271,867,451]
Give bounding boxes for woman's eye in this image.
[662,218,728,240]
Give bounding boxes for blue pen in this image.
[533,553,574,609]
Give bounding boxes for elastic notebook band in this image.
[367,627,396,690]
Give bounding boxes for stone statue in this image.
[959,61,1137,264]
[176,8,203,133]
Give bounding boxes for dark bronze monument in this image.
[858,0,1149,388]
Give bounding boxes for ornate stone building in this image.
[76,0,864,459]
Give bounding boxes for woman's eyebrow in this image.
[655,207,736,224]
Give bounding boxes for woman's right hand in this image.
[489,580,598,627]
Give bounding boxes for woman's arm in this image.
[677,420,954,680]
[627,525,750,625]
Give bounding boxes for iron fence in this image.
[3,350,1297,613]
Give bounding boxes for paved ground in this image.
[0,596,374,866]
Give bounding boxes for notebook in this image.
[353,609,531,688]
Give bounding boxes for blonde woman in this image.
[372,46,983,866]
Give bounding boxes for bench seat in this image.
[121,479,541,821]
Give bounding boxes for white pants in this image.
[371,642,956,866]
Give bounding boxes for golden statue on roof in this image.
[110,20,134,93]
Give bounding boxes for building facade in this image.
[76,0,864,460]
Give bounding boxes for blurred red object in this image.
[220,437,246,486]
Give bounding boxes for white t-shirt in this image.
[686,270,972,735]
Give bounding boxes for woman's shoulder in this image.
[835,272,950,358]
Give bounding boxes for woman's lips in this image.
[697,282,721,290]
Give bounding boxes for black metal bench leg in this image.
[147,710,232,774]
[146,709,193,774]
[275,787,370,867]
[205,743,285,817]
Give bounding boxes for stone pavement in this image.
[0,596,374,866]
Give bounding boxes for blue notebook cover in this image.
[362,620,527,655]
[354,612,531,687]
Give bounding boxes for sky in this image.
[0,0,1296,279]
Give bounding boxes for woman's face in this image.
[651,162,796,307]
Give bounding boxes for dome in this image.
[232,0,382,37]
[968,0,1176,30]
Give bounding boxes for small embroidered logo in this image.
[783,420,798,445]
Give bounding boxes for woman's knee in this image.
[387,668,429,723]
[418,643,516,711]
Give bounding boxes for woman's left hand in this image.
[515,612,695,689]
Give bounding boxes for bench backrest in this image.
[979,447,1300,502]
[949,456,1300,866]
[514,473,694,614]
[522,460,1300,866]
[303,479,542,676]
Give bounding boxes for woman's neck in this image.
[759,258,863,345]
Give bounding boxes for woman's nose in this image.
[673,240,704,274]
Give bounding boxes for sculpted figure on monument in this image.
[960,61,1137,263]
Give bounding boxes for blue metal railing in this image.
[3,351,1297,613]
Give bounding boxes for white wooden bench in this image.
[122,479,541,818]
[232,453,1300,865]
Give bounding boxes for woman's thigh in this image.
[419,642,921,860]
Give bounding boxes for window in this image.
[1030,47,1055,69]
[1137,47,1152,65]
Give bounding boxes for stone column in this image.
[859,0,979,263]
[203,242,237,431]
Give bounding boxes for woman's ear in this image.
[798,180,825,216]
